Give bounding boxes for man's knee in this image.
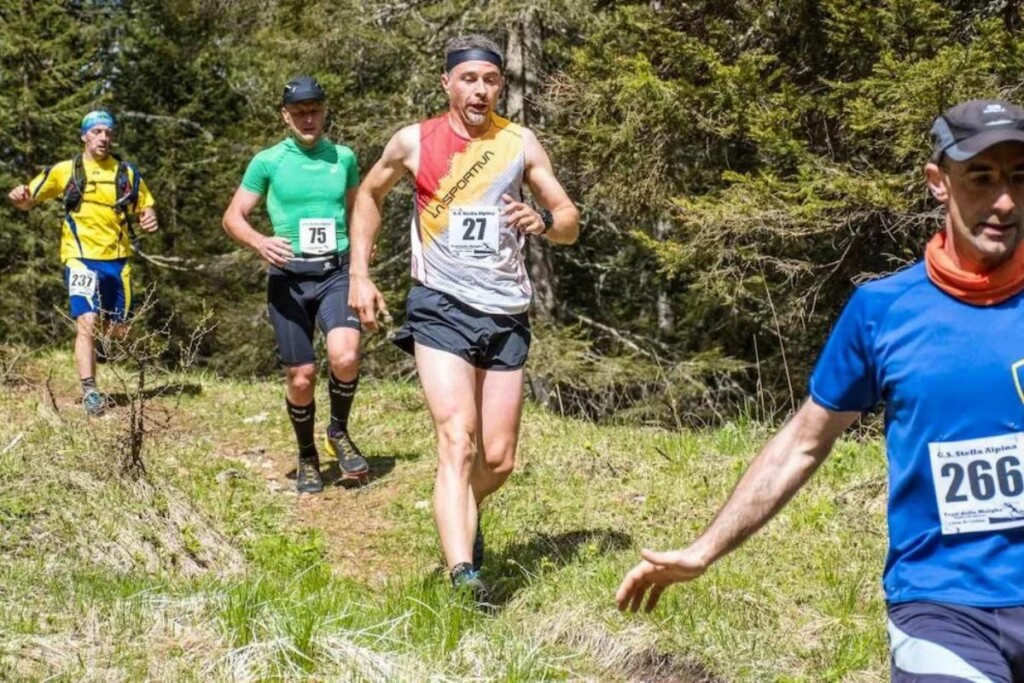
[285,364,317,394]
[107,322,130,340]
[438,423,476,473]
[479,439,516,477]
[328,347,359,376]
[75,314,97,338]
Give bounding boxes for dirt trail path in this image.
[231,441,435,582]
[195,381,440,583]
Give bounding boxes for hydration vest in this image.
[62,153,140,216]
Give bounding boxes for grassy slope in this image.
[0,349,888,682]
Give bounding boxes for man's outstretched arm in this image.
[616,398,859,612]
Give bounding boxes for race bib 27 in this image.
[448,205,500,256]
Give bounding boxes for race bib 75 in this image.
[298,217,337,255]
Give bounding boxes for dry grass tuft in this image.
[76,480,245,578]
[530,605,723,682]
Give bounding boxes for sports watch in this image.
[539,209,554,235]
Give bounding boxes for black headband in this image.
[445,48,503,72]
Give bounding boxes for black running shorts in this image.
[267,259,361,366]
[393,284,531,370]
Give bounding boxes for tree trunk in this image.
[1006,0,1022,33]
[506,18,525,123]
[507,8,557,320]
[656,214,675,337]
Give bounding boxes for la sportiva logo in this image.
[425,150,496,220]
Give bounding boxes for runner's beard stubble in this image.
[465,109,488,127]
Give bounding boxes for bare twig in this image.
[118,111,214,141]
[37,375,64,427]
[132,248,196,272]
[570,313,667,360]
[760,267,795,412]
[2,433,24,454]
[90,286,213,481]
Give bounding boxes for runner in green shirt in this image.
[222,76,367,494]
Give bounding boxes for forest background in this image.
[3,0,1021,425]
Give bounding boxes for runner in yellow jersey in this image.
[7,110,158,415]
[348,35,580,598]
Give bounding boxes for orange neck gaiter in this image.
[924,231,1024,306]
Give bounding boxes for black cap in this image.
[282,76,326,105]
[931,99,1024,163]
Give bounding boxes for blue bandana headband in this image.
[81,110,115,135]
[445,48,503,72]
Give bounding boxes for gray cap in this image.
[931,99,1024,162]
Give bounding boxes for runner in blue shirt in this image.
[617,99,1024,682]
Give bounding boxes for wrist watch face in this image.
[541,209,554,233]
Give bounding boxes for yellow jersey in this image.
[29,155,155,262]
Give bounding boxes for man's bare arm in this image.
[221,187,291,267]
[349,125,417,278]
[347,125,417,331]
[521,128,579,245]
[616,398,860,612]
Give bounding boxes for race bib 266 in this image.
[929,433,1024,535]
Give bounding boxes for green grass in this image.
[0,347,889,681]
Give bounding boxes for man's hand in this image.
[257,235,293,267]
[615,547,710,613]
[7,185,33,211]
[138,207,159,233]
[501,193,546,235]
[348,273,390,333]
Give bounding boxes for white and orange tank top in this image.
[411,113,531,314]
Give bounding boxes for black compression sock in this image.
[328,373,358,432]
[286,399,317,459]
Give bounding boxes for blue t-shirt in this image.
[810,261,1024,607]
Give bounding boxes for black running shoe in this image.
[472,517,485,571]
[296,454,324,494]
[324,427,369,477]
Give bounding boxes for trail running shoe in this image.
[83,389,106,417]
[472,517,485,571]
[450,562,490,605]
[324,427,369,477]
[296,454,324,494]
